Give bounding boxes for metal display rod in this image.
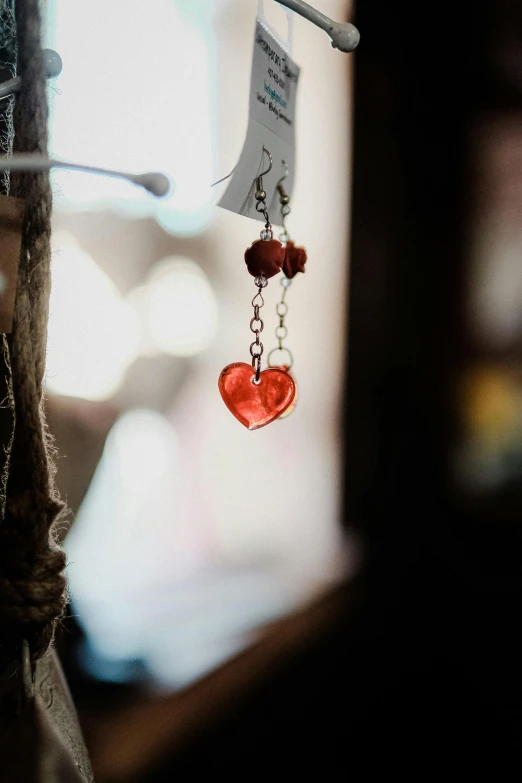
[0,156,171,197]
[275,0,360,52]
[0,49,63,100]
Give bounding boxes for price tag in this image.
[219,16,300,225]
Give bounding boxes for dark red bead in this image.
[244,239,285,278]
[283,241,307,279]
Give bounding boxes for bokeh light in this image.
[127,257,218,358]
[46,232,141,400]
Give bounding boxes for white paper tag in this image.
[257,0,294,54]
[218,17,300,226]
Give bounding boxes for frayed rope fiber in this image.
[0,0,67,661]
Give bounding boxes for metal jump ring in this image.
[250,316,264,333]
[267,346,294,370]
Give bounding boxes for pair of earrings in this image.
[219,149,307,430]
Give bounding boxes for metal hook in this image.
[260,146,273,179]
[276,160,291,240]
[278,159,289,183]
[255,146,273,194]
[276,159,289,198]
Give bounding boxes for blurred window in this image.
[47,0,355,690]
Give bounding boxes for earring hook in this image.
[256,146,273,194]
[253,146,274,238]
[260,146,273,179]
[276,160,289,189]
[276,160,291,242]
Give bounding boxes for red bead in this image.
[218,362,296,430]
[283,241,307,279]
[244,239,285,278]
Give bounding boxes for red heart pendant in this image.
[218,362,296,430]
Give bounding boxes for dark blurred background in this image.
[45,0,522,778]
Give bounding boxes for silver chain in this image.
[275,285,289,350]
[267,277,294,370]
[249,276,267,383]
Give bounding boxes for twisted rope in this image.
[0,0,67,661]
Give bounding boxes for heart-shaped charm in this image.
[218,362,296,430]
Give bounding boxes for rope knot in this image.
[0,492,68,655]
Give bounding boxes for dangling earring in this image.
[267,161,307,419]
[218,148,296,430]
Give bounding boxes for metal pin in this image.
[275,0,360,52]
[0,49,63,101]
[0,155,172,198]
